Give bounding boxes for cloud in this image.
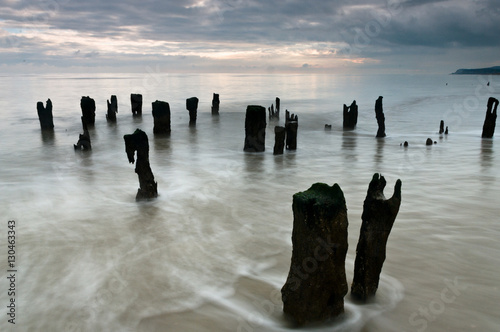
[0,0,498,73]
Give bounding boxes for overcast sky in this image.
[1,0,499,74]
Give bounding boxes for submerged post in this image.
[343,100,358,129]
[351,173,402,301]
[152,100,171,134]
[186,97,199,125]
[243,105,266,152]
[80,96,96,126]
[123,129,158,200]
[106,95,118,121]
[273,126,285,155]
[285,110,298,150]
[37,99,54,130]
[131,94,143,116]
[211,93,220,115]
[282,183,349,325]
[74,117,91,151]
[481,97,499,138]
[375,96,386,138]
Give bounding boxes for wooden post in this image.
[37,99,54,130]
[131,94,143,116]
[106,95,118,121]
[481,97,499,138]
[152,100,171,134]
[80,96,96,126]
[244,105,266,152]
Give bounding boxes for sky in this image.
[0,0,499,74]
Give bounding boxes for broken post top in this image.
[123,128,149,164]
[293,183,346,222]
[363,173,402,223]
[186,97,199,111]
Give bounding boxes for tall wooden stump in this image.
[80,96,96,126]
[269,97,280,120]
[106,95,118,121]
[285,110,298,150]
[37,99,54,130]
[243,105,266,152]
[481,97,499,138]
[343,100,358,129]
[276,97,280,117]
[439,120,445,134]
[211,93,220,115]
[152,100,171,134]
[282,183,349,325]
[273,126,285,155]
[74,117,91,151]
[124,129,158,200]
[375,96,386,138]
[131,94,143,116]
[351,173,402,301]
[186,97,199,125]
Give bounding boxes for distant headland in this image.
[452,66,500,75]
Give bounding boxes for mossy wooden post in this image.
[37,99,54,130]
[186,97,199,125]
[273,126,285,155]
[351,174,402,301]
[282,183,349,326]
[80,96,96,126]
[124,129,158,200]
[285,110,298,150]
[481,97,499,138]
[211,93,220,115]
[375,96,386,138]
[74,117,91,151]
[343,100,358,129]
[131,94,143,116]
[243,105,266,152]
[106,95,118,121]
[152,100,171,134]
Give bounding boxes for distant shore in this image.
[452,66,500,75]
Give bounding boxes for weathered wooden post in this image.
[106,95,118,121]
[273,126,285,155]
[343,100,358,129]
[152,100,171,134]
[211,93,220,115]
[439,120,444,134]
[186,97,199,125]
[74,117,91,151]
[481,97,499,138]
[131,93,143,116]
[375,96,386,138]
[37,99,54,130]
[351,174,402,301]
[282,183,349,325]
[269,97,280,120]
[243,105,266,152]
[123,129,158,200]
[285,110,298,150]
[80,96,96,126]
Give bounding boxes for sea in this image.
[0,72,499,332]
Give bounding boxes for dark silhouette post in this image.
[74,117,91,151]
[273,126,285,155]
[375,96,386,138]
[37,99,54,130]
[343,100,358,129]
[131,94,143,116]
[351,174,402,301]
[106,95,118,121]
[439,120,445,134]
[80,96,96,126]
[269,97,280,120]
[186,97,199,125]
[123,129,158,200]
[244,105,266,152]
[282,183,349,325]
[481,97,499,138]
[211,93,220,115]
[285,110,298,150]
[152,100,171,134]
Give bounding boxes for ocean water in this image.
[0,72,499,332]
